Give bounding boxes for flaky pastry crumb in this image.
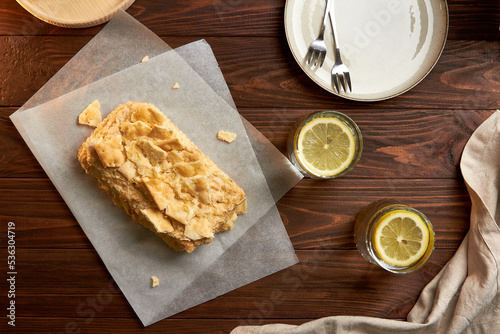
[78,100,102,127]
[151,276,159,287]
[217,130,237,143]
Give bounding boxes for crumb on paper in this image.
[151,276,159,288]
[172,82,179,90]
[141,55,149,63]
[217,130,237,143]
[78,100,102,127]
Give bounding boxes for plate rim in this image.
[16,0,135,28]
[284,0,449,102]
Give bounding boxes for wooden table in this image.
[1,0,499,332]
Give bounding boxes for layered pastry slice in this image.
[78,101,247,253]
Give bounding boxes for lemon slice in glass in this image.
[297,117,356,177]
[372,209,430,267]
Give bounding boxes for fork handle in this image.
[320,0,334,38]
[328,0,341,54]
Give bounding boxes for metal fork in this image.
[306,0,333,67]
[328,1,352,93]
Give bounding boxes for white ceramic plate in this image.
[284,0,448,101]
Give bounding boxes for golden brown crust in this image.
[78,102,246,253]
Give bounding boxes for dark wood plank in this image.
[1,249,454,321]
[210,38,500,110]
[0,178,469,250]
[0,216,90,249]
[0,108,47,178]
[280,178,470,250]
[0,318,304,334]
[1,36,499,109]
[1,106,493,179]
[0,0,498,40]
[0,36,90,107]
[0,179,72,220]
[448,1,500,40]
[241,108,493,179]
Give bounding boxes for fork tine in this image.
[338,73,347,92]
[344,71,352,92]
[314,50,321,66]
[309,50,315,66]
[308,48,317,65]
[319,52,326,67]
[332,74,340,93]
[312,52,319,67]
[306,48,313,64]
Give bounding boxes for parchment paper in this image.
[10,10,302,326]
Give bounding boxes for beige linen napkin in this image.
[232,110,500,334]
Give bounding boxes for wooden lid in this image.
[16,0,135,28]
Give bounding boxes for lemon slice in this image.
[372,209,430,267]
[297,117,356,177]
